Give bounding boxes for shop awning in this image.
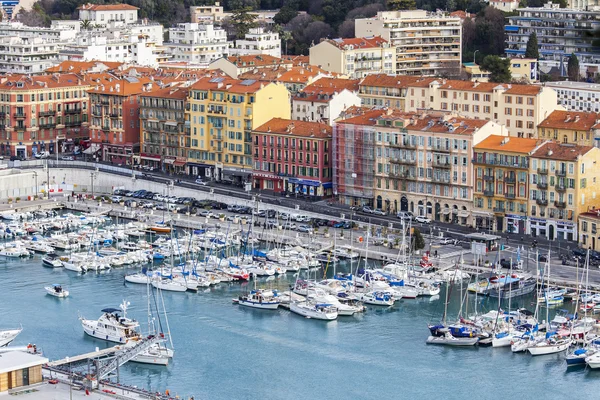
[459,211,470,218]
[165,121,178,127]
[174,161,186,166]
[163,158,175,164]
[83,143,100,154]
[442,208,451,215]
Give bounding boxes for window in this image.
[527,98,534,105]
[505,96,512,104]
[505,108,512,115]
[527,109,534,117]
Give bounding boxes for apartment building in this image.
[473,136,543,233]
[0,74,91,158]
[252,118,332,197]
[578,210,600,251]
[166,24,229,66]
[238,65,331,95]
[0,21,78,41]
[309,36,395,79]
[292,77,361,125]
[528,141,600,241]
[230,28,281,58]
[544,81,600,113]
[0,37,59,74]
[372,113,503,226]
[505,3,600,76]
[77,3,139,27]
[463,58,538,83]
[333,109,385,207]
[489,0,520,11]
[139,85,188,174]
[404,79,559,138]
[358,74,434,110]
[88,74,153,163]
[190,3,226,24]
[355,10,462,76]
[209,55,293,79]
[59,34,158,66]
[537,110,600,147]
[186,77,290,183]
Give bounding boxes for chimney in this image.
[501,137,510,145]
[575,115,580,123]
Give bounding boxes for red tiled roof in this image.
[474,135,541,153]
[190,76,266,93]
[359,74,435,89]
[0,74,88,90]
[294,77,360,102]
[226,55,292,69]
[326,36,387,50]
[530,141,594,161]
[538,110,600,131]
[254,118,332,138]
[78,3,139,11]
[336,109,388,126]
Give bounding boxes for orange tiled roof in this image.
[407,79,544,94]
[190,76,267,94]
[326,36,388,50]
[254,118,332,138]
[294,77,359,102]
[282,55,310,66]
[408,116,490,135]
[538,110,599,131]
[78,3,139,11]
[336,109,389,126]
[46,60,123,74]
[0,74,87,90]
[141,84,188,100]
[238,65,330,84]
[474,135,541,153]
[226,55,292,69]
[530,141,594,161]
[86,74,153,96]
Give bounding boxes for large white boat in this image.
[527,337,571,356]
[307,292,362,316]
[42,253,63,268]
[234,289,280,310]
[290,300,338,320]
[358,291,395,306]
[0,327,22,347]
[585,352,600,369]
[152,278,187,292]
[80,301,140,343]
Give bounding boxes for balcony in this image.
[390,158,415,165]
[505,193,516,199]
[39,110,56,117]
[483,175,494,181]
[64,109,80,115]
[39,123,56,129]
[0,112,5,118]
[389,141,416,149]
[555,183,566,192]
[13,125,26,131]
[505,176,516,184]
[431,145,450,153]
[537,168,548,175]
[100,98,110,105]
[433,160,451,168]
[493,207,506,213]
[554,201,566,208]
[65,120,81,127]
[13,113,25,119]
[92,110,102,117]
[556,169,567,177]
[483,189,494,196]
[102,126,110,132]
[109,113,119,118]
[207,107,226,115]
[537,182,548,190]
[536,198,548,206]
[432,176,450,184]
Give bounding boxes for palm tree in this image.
[80,19,91,31]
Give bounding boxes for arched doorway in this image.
[443,203,450,223]
[376,195,383,209]
[418,200,424,216]
[410,201,414,213]
[401,197,408,212]
[548,224,555,241]
[385,198,390,212]
[435,203,441,221]
[394,199,398,214]
[426,201,432,216]
[452,205,459,224]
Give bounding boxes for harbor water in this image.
[2,253,600,399]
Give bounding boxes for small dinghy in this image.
[45,284,69,298]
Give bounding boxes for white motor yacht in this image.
[42,253,63,268]
[290,300,338,320]
[80,301,140,343]
[0,327,22,347]
[45,284,69,298]
[234,289,280,310]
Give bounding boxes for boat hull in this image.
[528,341,571,356]
[81,320,133,343]
[426,336,479,346]
[236,299,280,310]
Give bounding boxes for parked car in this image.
[61,156,74,161]
[373,209,387,216]
[282,222,297,230]
[297,225,313,233]
[34,151,49,159]
[414,216,431,224]
[265,220,277,228]
[10,155,25,161]
[333,222,345,228]
[361,206,373,214]
[111,196,123,203]
[198,210,213,218]
[397,211,413,221]
[195,178,208,186]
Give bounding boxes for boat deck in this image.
[46,346,121,367]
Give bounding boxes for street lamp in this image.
[90,171,97,199]
[32,171,38,197]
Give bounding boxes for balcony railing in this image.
[555,183,566,192]
[493,207,506,213]
[505,193,516,199]
[39,123,56,129]
[431,145,451,153]
[556,169,567,177]
[390,158,415,165]
[64,109,81,115]
[536,198,548,206]
[13,125,26,131]
[483,189,494,196]
[109,113,119,118]
[433,160,451,168]
[102,126,110,132]
[483,175,494,181]
[13,113,25,119]
[554,201,566,208]
[39,110,56,117]
[389,141,416,149]
[537,168,548,175]
[65,121,81,127]
[537,182,548,189]
[505,177,516,184]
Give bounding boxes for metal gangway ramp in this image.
[94,335,164,380]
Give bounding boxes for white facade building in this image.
[355,10,462,77]
[292,89,362,125]
[0,21,78,41]
[59,34,158,66]
[77,3,139,27]
[544,81,600,113]
[165,23,229,65]
[229,27,281,58]
[0,37,59,74]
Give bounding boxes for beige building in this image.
[209,55,293,79]
[404,79,559,138]
[529,141,600,241]
[370,111,504,227]
[579,210,600,251]
[355,10,462,77]
[463,58,539,83]
[358,74,434,110]
[309,37,395,79]
[537,110,600,147]
[190,3,226,24]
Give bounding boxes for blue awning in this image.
[322,182,333,189]
[505,26,519,32]
[101,308,120,313]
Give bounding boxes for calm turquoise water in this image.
[2,253,599,399]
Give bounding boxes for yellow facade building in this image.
[186,76,290,184]
[537,110,599,147]
[529,141,600,241]
[463,58,538,83]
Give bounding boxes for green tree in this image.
[567,53,580,81]
[387,0,416,10]
[80,19,91,30]
[480,55,512,83]
[230,7,258,39]
[524,32,539,59]
[413,228,425,250]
